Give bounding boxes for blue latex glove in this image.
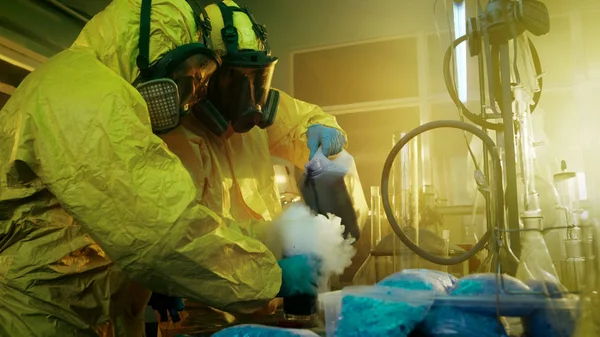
[277,255,322,298]
[306,125,346,160]
[148,293,185,323]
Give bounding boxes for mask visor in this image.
[205,58,278,133]
[224,63,275,107]
[171,54,219,111]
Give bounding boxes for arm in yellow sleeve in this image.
[267,89,346,168]
[31,91,281,314]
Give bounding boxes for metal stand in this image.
[498,42,522,267]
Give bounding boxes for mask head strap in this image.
[217,2,240,56]
[134,0,221,134]
[217,3,272,54]
[216,2,277,69]
[237,5,272,54]
[187,0,216,50]
[136,0,153,76]
[136,0,217,77]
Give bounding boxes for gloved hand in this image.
[277,254,322,298]
[307,125,346,160]
[147,293,185,323]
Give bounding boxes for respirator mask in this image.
[134,0,222,134]
[192,2,280,136]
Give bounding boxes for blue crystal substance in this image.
[334,270,449,337]
[212,324,320,337]
[378,269,458,294]
[334,288,434,337]
[331,270,575,337]
[422,273,531,337]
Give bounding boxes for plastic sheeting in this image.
[329,270,577,337]
[523,280,576,337]
[299,148,369,241]
[378,269,458,294]
[516,228,561,282]
[334,286,435,337]
[213,324,320,337]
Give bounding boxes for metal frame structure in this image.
[288,7,595,210]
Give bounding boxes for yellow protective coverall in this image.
[162,90,344,253]
[158,0,345,251]
[0,0,285,335]
[157,91,345,334]
[157,0,345,253]
[153,2,346,332]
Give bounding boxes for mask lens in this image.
[207,62,275,113]
[202,56,277,134]
[228,64,275,107]
[172,54,218,108]
[175,77,195,106]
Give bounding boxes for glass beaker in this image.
[573,219,600,336]
[554,170,580,227]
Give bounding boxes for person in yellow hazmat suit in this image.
[0,0,325,336]
[151,0,349,331]
[161,0,347,249]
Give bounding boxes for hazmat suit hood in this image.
[204,0,262,54]
[139,0,350,331]
[73,0,200,84]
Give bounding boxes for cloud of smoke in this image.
[273,203,356,291]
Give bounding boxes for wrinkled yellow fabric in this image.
[0,0,281,336]
[161,0,346,253]
[162,90,344,256]
[155,3,345,332]
[204,0,262,52]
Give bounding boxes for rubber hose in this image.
[444,35,543,131]
[381,120,505,265]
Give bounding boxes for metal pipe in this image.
[477,39,494,234]
[500,42,522,262]
[494,129,519,266]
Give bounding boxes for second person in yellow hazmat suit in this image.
[0,0,322,336]
[160,0,348,251]
[154,0,349,328]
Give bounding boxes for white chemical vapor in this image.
[272,202,357,292]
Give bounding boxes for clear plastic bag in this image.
[421,273,530,337]
[212,324,320,337]
[522,280,576,337]
[321,271,579,337]
[516,213,560,283]
[376,269,459,336]
[334,286,436,337]
[377,269,458,295]
[300,148,368,240]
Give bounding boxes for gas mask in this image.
[192,2,280,136]
[134,0,222,134]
